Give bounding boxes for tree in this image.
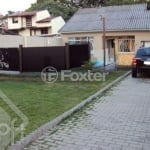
[7,11,15,15]
[78,0,106,7]
[29,0,77,21]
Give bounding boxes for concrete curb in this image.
[8,71,131,150]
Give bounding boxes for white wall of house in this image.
[50,16,65,35]
[32,10,50,27]
[8,16,22,29]
[36,10,50,22]
[61,31,150,65]
[35,22,50,28]
[8,16,30,29]
[61,32,104,62]
[19,28,52,36]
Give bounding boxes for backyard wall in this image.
[0,35,24,48]
[24,36,63,47]
[0,35,63,48]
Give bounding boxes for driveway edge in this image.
[8,71,131,150]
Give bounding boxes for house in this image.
[60,3,150,66]
[7,10,65,37]
[0,14,8,30]
[0,14,18,35]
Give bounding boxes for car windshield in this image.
[136,48,150,57]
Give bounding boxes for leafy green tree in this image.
[29,0,77,21]
[78,0,106,7]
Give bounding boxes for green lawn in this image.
[0,71,126,137]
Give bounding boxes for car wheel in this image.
[132,69,137,78]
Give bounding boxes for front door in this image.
[106,39,115,64]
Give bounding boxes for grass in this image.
[0,70,126,139]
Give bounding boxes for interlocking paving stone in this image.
[25,76,150,150]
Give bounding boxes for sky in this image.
[0,0,37,15]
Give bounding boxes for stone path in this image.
[25,76,150,150]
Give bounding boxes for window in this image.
[68,36,94,50]
[118,38,135,52]
[41,28,48,35]
[141,41,150,47]
[136,48,150,57]
[26,17,32,27]
[12,17,18,23]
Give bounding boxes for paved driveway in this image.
[25,76,150,150]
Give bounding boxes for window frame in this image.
[12,17,18,24]
[41,28,48,35]
[68,36,94,50]
[118,38,135,53]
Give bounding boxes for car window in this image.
[136,48,150,57]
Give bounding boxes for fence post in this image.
[19,45,23,72]
[88,42,91,60]
[65,43,70,69]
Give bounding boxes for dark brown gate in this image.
[68,44,90,68]
[22,46,66,72]
[0,43,90,72]
[0,48,19,71]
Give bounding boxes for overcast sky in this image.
[0,0,37,15]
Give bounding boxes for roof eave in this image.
[60,28,150,34]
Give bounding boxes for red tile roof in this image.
[36,17,51,23]
[9,11,37,17]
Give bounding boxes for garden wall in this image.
[0,44,90,72]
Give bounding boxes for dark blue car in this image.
[132,47,150,77]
